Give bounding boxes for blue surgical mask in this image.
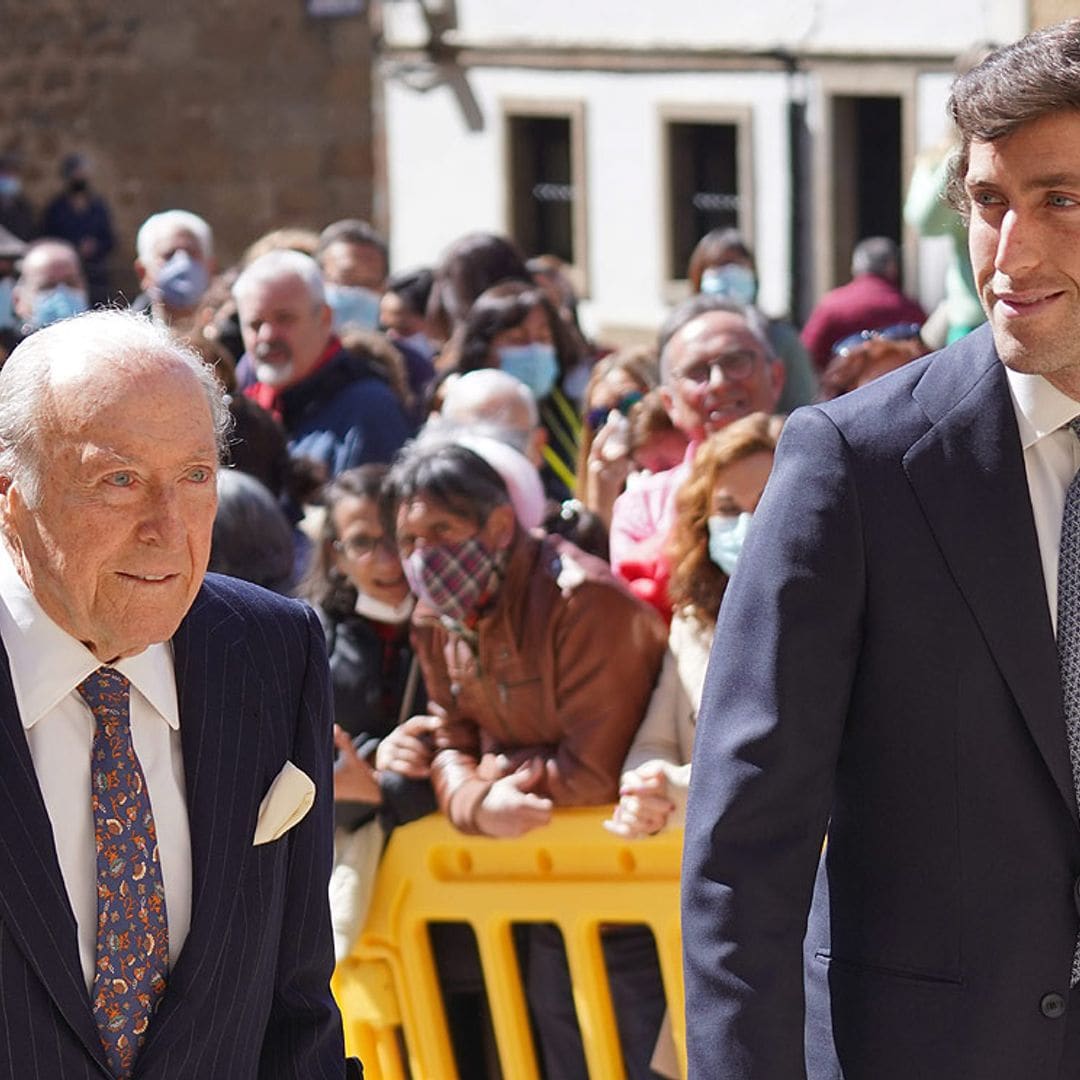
[325,284,381,332]
[707,512,753,576]
[700,264,758,307]
[154,250,210,310]
[497,342,559,400]
[28,283,88,331]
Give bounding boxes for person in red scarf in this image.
[232,249,409,484]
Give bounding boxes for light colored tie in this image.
[1057,418,1080,987]
[78,667,169,1078]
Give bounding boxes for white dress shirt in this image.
[1005,366,1080,634]
[0,544,192,992]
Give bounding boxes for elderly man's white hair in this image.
[231,248,326,308]
[0,309,232,509]
[442,368,540,431]
[136,209,214,264]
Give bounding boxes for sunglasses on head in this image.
[585,390,644,431]
[831,323,923,358]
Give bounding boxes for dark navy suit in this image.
[682,325,1080,1078]
[0,574,345,1078]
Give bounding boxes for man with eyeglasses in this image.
[684,20,1080,1079]
[608,295,784,615]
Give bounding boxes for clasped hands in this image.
[604,760,681,838]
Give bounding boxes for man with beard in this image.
[233,249,408,482]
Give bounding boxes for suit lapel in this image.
[904,332,1076,825]
[139,585,262,1059]
[0,646,111,1073]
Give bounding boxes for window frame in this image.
[659,103,755,304]
[501,97,590,299]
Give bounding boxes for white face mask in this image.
[707,511,753,576]
[353,590,415,625]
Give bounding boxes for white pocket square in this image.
[253,760,316,845]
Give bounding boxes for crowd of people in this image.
[0,175,948,1076]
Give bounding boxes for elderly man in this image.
[441,367,548,468]
[800,235,927,372]
[0,310,346,1077]
[233,248,408,481]
[131,209,216,330]
[12,237,88,337]
[608,296,783,610]
[683,21,1080,1078]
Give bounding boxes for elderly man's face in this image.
[661,311,783,442]
[138,227,208,283]
[13,245,86,323]
[1,358,219,662]
[966,110,1080,398]
[237,273,333,389]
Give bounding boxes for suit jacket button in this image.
[1041,992,1067,1019]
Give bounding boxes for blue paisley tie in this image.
[77,667,169,1078]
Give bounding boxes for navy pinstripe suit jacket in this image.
[0,573,346,1079]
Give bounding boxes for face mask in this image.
[354,590,415,625]
[154,250,210,310]
[325,284,381,332]
[67,177,88,195]
[497,342,559,400]
[403,535,502,625]
[700,264,758,307]
[707,512,753,576]
[0,176,20,198]
[28,283,88,331]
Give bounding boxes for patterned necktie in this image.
[77,667,169,1078]
[1057,417,1080,986]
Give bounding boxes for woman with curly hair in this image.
[606,410,784,840]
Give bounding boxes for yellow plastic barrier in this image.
[332,807,685,1079]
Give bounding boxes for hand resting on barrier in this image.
[604,759,688,838]
[474,757,554,838]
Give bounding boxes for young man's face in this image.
[966,109,1080,397]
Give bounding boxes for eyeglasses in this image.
[830,323,923,358]
[674,350,760,386]
[585,390,643,430]
[333,534,392,560]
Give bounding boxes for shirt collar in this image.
[1005,366,1080,449]
[0,542,180,731]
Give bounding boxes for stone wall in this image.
[0,0,375,297]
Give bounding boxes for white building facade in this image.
[376,0,1027,342]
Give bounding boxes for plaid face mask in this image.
[403,534,502,625]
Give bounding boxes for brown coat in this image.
[411,529,667,833]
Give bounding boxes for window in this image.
[663,109,753,286]
[504,101,588,292]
